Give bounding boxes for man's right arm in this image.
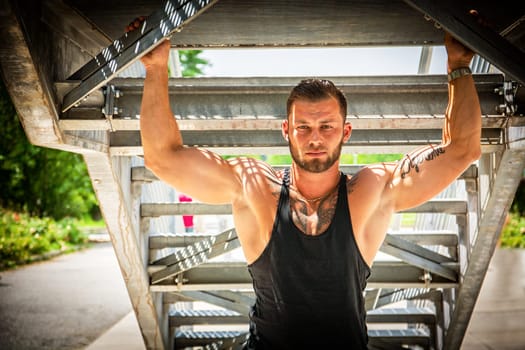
[140,40,242,204]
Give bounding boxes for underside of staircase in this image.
[1,1,524,349]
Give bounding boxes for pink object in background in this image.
[178,194,194,232]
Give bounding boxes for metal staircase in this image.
[1,1,524,349]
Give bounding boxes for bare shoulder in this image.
[345,162,398,226]
[346,163,396,195]
[346,163,399,266]
[227,158,283,262]
[228,157,283,201]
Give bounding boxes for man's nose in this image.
[309,129,322,145]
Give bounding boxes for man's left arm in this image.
[389,32,481,211]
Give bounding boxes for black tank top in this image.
[246,169,371,349]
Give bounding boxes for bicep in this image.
[389,144,471,211]
[146,146,244,204]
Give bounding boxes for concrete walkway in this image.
[1,242,524,349]
[461,248,525,350]
[85,311,145,350]
[0,242,133,350]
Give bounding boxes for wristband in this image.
[448,67,472,82]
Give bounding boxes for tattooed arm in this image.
[388,32,481,211]
[349,33,481,265]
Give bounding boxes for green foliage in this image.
[179,50,210,77]
[510,179,525,216]
[0,79,99,219]
[357,154,403,164]
[0,209,89,269]
[223,154,403,166]
[266,155,292,165]
[340,153,402,164]
[500,179,525,248]
[500,212,525,248]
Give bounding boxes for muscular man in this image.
[137,28,480,348]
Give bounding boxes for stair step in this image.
[141,199,467,217]
[169,308,435,328]
[169,309,248,327]
[174,330,247,349]
[149,261,458,290]
[368,328,430,347]
[134,164,477,183]
[367,307,436,324]
[64,75,504,125]
[174,329,430,348]
[150,231,458,249]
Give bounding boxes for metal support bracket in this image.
[381,239,458,282]
[102,85,121,132]
[495,80,519,116]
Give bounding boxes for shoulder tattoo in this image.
[347,172,359,195]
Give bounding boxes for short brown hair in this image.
[286,79,347,119]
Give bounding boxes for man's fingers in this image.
[133,16,145,28]
[469,9,495,30]
[125,16,147,32]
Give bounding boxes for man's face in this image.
[283,97,352,173]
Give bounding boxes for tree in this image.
[179,50,210,77]
[0,79,98,219]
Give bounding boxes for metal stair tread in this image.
[141,198,468,217]
[149,230,459,249]
[367,307,434,315]
[175,330,246,338]
[367,307,436,324]
[368,328,431,347]
[170,309,241,317]
[173,328,430,347]
[132,164,478,182]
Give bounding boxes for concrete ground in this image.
[0,242,132,350]
[0,242,524,349]
[461,247,525,350]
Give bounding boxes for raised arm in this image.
[389,32,482,211]
[139,39,243,204]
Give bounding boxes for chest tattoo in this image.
[290,192,338,235]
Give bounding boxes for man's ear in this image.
[282,119,289,142]
[343,122,352,142]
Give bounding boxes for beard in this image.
[289,138,343,173]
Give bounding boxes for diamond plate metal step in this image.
[173,328,431,349]
[367,307,436,324]
[169,309,248,327]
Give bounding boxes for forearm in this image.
[140,65,182,168]
[443,71,482,161]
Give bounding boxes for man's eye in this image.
[297,125,309,130]
[321,125,333,129]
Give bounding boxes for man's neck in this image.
[290,162,341,201]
